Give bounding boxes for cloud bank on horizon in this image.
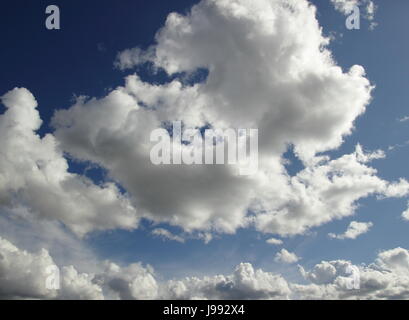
[0,0,408,299]
[2,236,409,300]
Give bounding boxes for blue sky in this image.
[1,0,409,299]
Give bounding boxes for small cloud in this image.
[266,237,283,246]
[274,249,299,264]
[402,203,409,221]
[398,116,409,123]
[152,228,185,243]
[328,221,373,240]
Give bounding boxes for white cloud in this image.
[0,237,103,299]
[274,249,300,264]
[50,0,408,238]
[1,0,408,301]
[161,262,291,300]
[96,262,159,300]
[114,0,373,161]
[266,238,283,246]
[152,228,185,243]
[0,207,99,272]
[329,221,373,240]
[254,145,409,236]
[0,236,291,300]
[399,116,409,123]
[1,0,406,241]
[296,247,409,299]
[376,247,409,274]
[3,236,409,300]
[402,206,409,221]
[0,88,139,237]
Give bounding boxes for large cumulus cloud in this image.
[47,0,409,237]
[1,0,408,301]
[295,247,409,299]
[0,237,103,299]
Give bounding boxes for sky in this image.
[1,0,409,300]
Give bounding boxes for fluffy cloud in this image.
[274,249,299,264]
[0,236,291,300]
[0,235,158,300]
[115,0,373,160]
[52,85,253,234]
[2,0,408,301]
[376,247,409,274]
[49,0,408,238]
[296,247,409,299]
[0,207,99,272]
[3,236,409,300]
[253,145,409,236]
[0,88,139,237]
[402,204,409,221]
[161,263,291,300]
[0,0,406,242]
[0,237,103,299]
[329,221,373,240]
[95,262,159,300]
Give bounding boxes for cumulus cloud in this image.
[296,247,409,299]
[95,261,159,300]
[1,0,408,301]
[0,237,103,299]
[0,236,291,300]
[0,88,139,237]
[328,221,373,240]
[3,236,409,300]
[402,206,409,221]
[48,0,408,239]
[254,145,409,236]
[52,85,254,234]
[376,247,409,274]
[114,0,373,161]
[161,262,291,300]
[0,235,159,300]
[0,0,406,243]
[0,207,99,272]
[274,249,299,264]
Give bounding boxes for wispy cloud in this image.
[152,228,185,243]
[398,116,409,123]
